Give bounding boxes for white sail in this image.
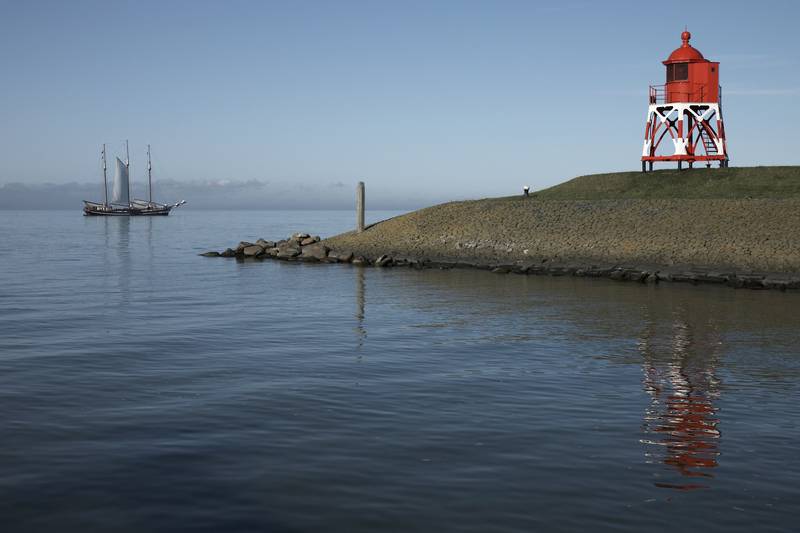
[111,157,130,205]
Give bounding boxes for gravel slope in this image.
[323,197,800,273]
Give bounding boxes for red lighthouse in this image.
[641,31,729,171]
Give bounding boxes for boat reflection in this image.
[639,309,722,490]
[103,215,132,305]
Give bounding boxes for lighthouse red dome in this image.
[664,30,705,63]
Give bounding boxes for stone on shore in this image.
[200,251,221,257]
[375,255,393,267]
[243,245,264,257]
[300,243,329,260]
[331,251,354,263]
[277,245,301,259]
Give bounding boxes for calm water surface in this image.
[0,210,798,532]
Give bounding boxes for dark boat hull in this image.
[83,202,175,216]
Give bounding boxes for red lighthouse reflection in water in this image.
[639,313,722,490]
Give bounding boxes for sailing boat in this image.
[83,141,186,216]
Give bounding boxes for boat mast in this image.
[147,144,153,205]
[101,144,108,207]
[125,139,131,207]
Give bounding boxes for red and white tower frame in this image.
[642,31,729,171]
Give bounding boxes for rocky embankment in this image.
[202,233,340,261]
[202,197,800,292]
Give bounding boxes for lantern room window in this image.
[666,63,689,82]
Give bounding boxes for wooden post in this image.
[356,181,365,233]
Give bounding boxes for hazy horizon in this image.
[0,178,444,211]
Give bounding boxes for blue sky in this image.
[1,0,798,207]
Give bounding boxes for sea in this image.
[0,209,798,532]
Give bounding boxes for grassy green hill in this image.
[531,166,800,200]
